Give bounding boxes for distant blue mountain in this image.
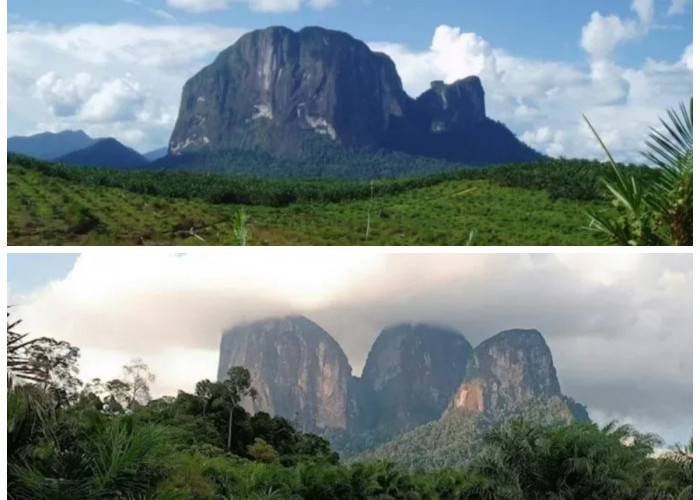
[58,138,148,169]
[143,146,168,162]
[8,130,96,160]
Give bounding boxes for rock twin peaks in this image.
[169,26,540,165]
[217,315,588,438]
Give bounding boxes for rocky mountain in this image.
[450,329,562,414]
[365,329,589,468]
[357,323,473,434]
[217,316,353,431]
[8,130,96,160]
[217,317,588,460]
[143,146,168,162]
[58,138,149,169]
[168,26,540,172]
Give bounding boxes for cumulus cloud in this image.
[370,3,691,161]
[7,1,692,159]
[10,253,692,445]
[8,22,247,151]
[581,0,653,61]
[167,0,332,13]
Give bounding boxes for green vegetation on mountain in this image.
[9,153,662,246]
[363,396,580,470]
[7,313,693,500]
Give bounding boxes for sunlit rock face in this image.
[454,329,562,414]
[217,315,352,431]
[357,323,473,433]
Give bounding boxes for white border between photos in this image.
[0,0,697,495]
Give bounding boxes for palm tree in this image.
[469,419,660,500]
[585,99,693,245]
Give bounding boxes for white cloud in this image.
[80,77,145,122]
[33,71,95,117]
[167,0,332,13]
[7,1,692,159]
[8,22,247,151]
[682,44,692,70]
[667,0,690,15]
[10,252,692,445]
[580,0,654,62]
[370,4,691,162]
[120,0,178,21]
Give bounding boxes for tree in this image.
[122,358,156,409]
[104,379,131,414]
[7,312,45,383]
[470,419,660,500]
[223,366,257,452]
[247,438,279,463]
[585,99,693,245]
[195,379,215,416]
[7,311,81,406]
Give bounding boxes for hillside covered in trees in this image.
[7,313,693,500]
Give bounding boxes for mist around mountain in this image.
[217,315,589,463]
[8,305,691,499]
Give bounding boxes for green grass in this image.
[8,161,605,245]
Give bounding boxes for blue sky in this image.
[7,0,694,159]
[6,253,693,446]
[9,0,692,64]
[7,254,78,298]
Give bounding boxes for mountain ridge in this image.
[58,137,149,169]
[167,25,541,174]
[8,130,96,160]
[217,315,588,460]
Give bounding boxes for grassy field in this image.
[8,160,606,245]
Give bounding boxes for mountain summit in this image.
[217,316,588,460]
[169,26,540,167]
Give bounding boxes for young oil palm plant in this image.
[585,99,693,246]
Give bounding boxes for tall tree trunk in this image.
[227,408,233,452]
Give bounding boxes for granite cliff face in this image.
[450,329,562,414]
[217,315,352,431]
[169,26,540,166]
[217,318,588,451]
[358,323,473,433]
[170,26,409,158]
[414,77,486,133]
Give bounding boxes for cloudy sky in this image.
[7,251,692,445]
[7,0,693,159]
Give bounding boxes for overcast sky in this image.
[7,251,692,445]
[8,0,693,159]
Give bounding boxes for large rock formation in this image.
[367,329,589,469]
[168,26,540,168]
[217,315,352,431]
[450,329,563,414]
[358,323,473,433]
[217,318,588,459]
[414,77,486,133]
[169,26,409,158]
